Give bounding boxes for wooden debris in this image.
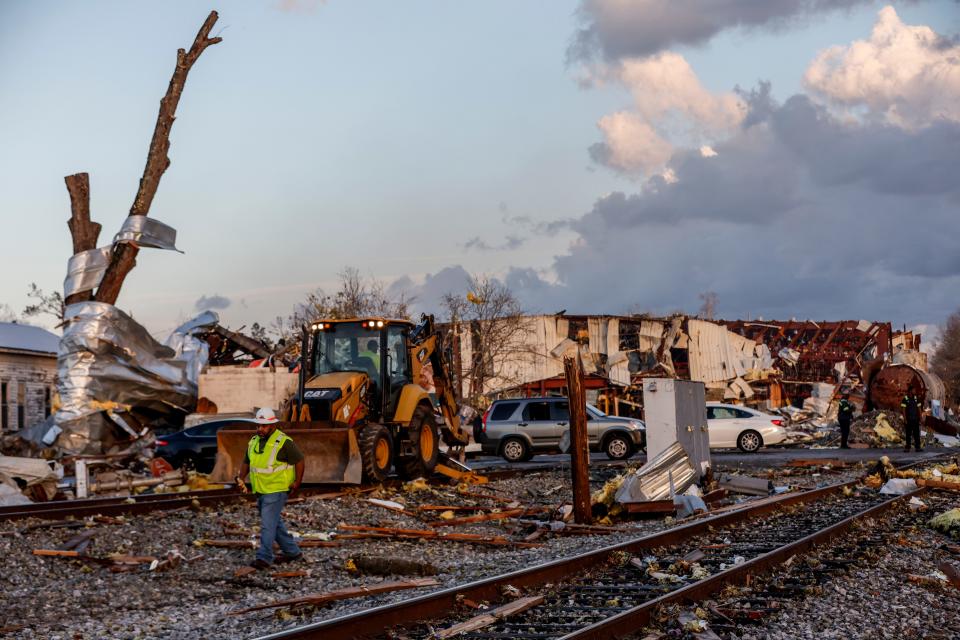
[350,555,439,576]
[229,577,440,615]
[939,560,960,590]
[435,596,544,638]
[417,505,503,513]
[368,498,415,516]
[916,478,960,491]
[57,530,97,554]
[429,508,525,527]
[337,525,541,548]
[564,355,592,525]
[108,555,157,565]
[683,549,706,563]
[271,570,309,578]
[32,549,80,557]
[622,500,676,514]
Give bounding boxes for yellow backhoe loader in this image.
[210,314,469,484]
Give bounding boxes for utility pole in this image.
[564,354,592,524]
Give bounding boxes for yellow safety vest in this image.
[247,429,296,494]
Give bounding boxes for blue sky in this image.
[1,1,957,338]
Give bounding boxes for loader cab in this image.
[310,319,414,421]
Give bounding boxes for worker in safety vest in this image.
[236,407,305,569]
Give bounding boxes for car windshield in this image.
[312,323,381,375]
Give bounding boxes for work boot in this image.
[276,553,303,564]
[903,447,911,453]
[248,558,271,570]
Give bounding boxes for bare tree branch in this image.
[95,11,222,305]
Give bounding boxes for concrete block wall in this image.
[0,353,57,431]
[198,366,299,414]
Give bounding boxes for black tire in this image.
[500,437,531,463]
[397,405,440,479]
[737,429,763,453]
[359,424,394,483]
[603,433,635,460]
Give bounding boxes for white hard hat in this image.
[254,407,279,424]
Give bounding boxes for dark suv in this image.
[154,418,258,473]
[477,397,645,462]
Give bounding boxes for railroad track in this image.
[0,465,531,523]
[251,480,921,640]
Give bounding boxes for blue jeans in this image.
[256,491,300,564]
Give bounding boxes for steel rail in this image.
[252,479,860,640]
[556,488,919,639]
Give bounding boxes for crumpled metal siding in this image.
[52,302,213,454]
[687,319,748,383]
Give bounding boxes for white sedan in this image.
[706,403,788,452]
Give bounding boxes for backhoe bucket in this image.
[211,422,363,485]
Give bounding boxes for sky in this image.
[0,0,958,343]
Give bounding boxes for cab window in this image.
[550,401,570,421]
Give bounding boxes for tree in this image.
[272,267,412,345]
[22,283,65,323]
[441,273,531,404]
[249,322,274,352]
[932,308,960,408]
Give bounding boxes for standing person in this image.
[837,394,855,449]
[236,407,305,569]
[901,393,923,453]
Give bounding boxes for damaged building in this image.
[0,322,59,432]
[441,314,942,425]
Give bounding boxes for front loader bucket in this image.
[211,423,363,485]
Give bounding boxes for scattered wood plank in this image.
[917,479,960,491]
[336,525,541,548]
[229,577,440,615]
[622,500,676,514]
[939,560,960,590]
[417,505,502,513]
[368,498,416,516]
[108,555,158,565]
[435,595,544,638]
[57,530,97,553]
[271,570,309,578]
[429,508,526,528]
[33,549,80,557]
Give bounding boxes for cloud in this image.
[589,53,746,175]
[463,235,526,252]
[804,6,960,129]
[499,83,960,324]
[387,266,474,318]
[569,0,873,63]
[195,294,232,311]
[275,0,327,13]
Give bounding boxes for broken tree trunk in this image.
[64,172,102,306]
[93,11,222,305]
[564,355,592,524]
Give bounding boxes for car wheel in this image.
[500,437,530,463]
[737,430,763,453]
[604,433,635,460]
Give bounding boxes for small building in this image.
[0,323,59,432]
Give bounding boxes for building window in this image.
[44,387,51,418]
[17,382,25,430]
[1,382,7,430]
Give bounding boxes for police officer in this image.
[837,394,855,449]
[901,393,923,453]
[236,407,306,569]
